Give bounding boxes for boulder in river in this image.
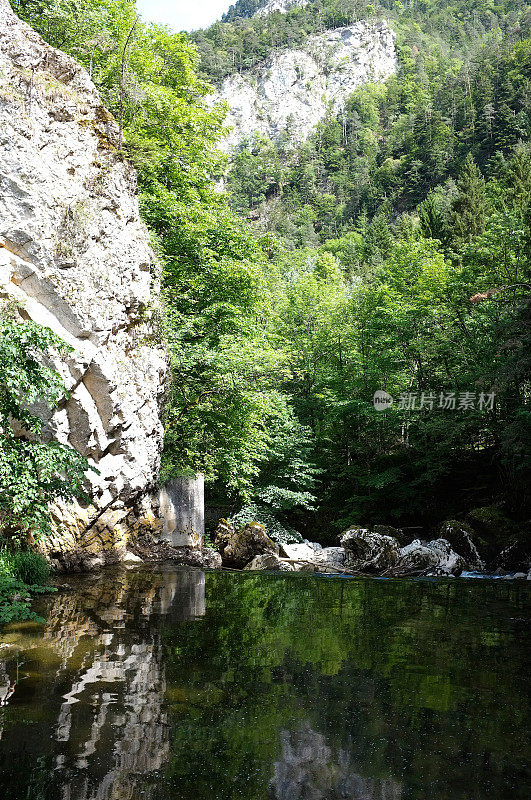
[496,532,531,573]
[313,547,347,571]
[392,538,465,576]
[439,520,485,570]
[244,553,294,572]
[278,542,316,562]
[216,521,279,568]
[465,506,522,567]
[213,519,236,557]
[340,527,400,572]
[372,524,411,546]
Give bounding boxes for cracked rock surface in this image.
[214,21,396,149]
[0,0,166,545]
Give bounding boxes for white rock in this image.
[254,0,308,18]
[0,0,166,533]
[278,542,316,562]
[395,539,465,576]
[303,539,323,551]
[313,547,346,567]
[121,551,143,564]
[340,527,400,571]
[213,21,396,150]
[244,553,294,571]
[84,555,104,569]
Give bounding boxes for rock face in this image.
[158,475,205,547]
[215,21,396,149]
[254,0,308,16]
[0,0,166,550]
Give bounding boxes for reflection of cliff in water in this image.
[270,724,402,800]
[0,568,205,800]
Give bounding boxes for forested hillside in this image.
[10,0,530,543]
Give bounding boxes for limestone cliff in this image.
[254,0,309,17]
[215,21,396,149]
[0,0,166,551]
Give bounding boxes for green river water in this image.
[0,567,529,799]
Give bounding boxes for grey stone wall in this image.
[159,475,205,548]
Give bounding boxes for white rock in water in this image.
[395,539,465,576]
[122,551,143,564]
[0,0,166,534]
[313,547,346,567]
[213,21,396,149]
[340,527,400,571]
[279,542,316,562]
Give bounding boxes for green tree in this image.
[449,153,487,242]
[0,317,88,540]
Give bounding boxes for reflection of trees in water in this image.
[0,571,528,800]
[271,723,402,800]
[164,573,529,800]
[0,569,205,800]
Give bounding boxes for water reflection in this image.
[271,724,402,800]
[0,570,529,800]
[0,568,205,800]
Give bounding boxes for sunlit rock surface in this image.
[215,519,279,568]
[340,527,400,572]
[254,0,309,16]
[214,21,396,149]
[394,538,466,576]
[0,0,166,549]
[439,520,485,570]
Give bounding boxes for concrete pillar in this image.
[158,474,204,548]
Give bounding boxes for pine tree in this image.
[449,153,486,242]
[419,193,446,242]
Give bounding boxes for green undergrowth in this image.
[0,548,55,626]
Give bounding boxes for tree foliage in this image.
[0,317,88,539]
[11,0,531,535]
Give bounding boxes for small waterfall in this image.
[462,529,485,570]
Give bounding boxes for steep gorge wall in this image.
[215,20,396,149]
[0,0,166,554]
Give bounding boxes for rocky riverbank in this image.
[211,509,531,579]
[47,504,530,579]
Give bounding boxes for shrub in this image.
[10,550,51,585]
[0,548,52,625]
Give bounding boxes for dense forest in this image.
[5,0,531,545]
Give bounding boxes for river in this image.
[0,566,529,799]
